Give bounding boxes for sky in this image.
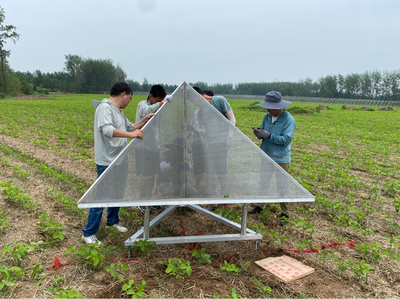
[1,0,399,86]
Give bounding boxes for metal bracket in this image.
[125,204,262,247]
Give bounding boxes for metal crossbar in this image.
[125,204,262,248]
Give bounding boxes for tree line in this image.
[8,54,179,95]
[2,51,399,101]
[4,64,399,101]
[1,6,399,101]
[194,70,400,101]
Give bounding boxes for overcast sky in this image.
[1,0,399,86]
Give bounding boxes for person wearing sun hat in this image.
[248,91,296,226]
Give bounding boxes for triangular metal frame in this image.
[78,81,314,247]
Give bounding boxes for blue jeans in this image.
[82,165,120,237]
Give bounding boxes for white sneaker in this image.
[81,235,102,245]
[108,223,128,233]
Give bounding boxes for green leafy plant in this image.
[105,261,127,282]
[66,243,111,269]
[133,240,157,258]
[0,264,24,292]
[252,278,272,297]
[268,229,289,245]
[122,279,147,298]
[220,260,250,275]
[47,287,83,299]
[37,212,65,248]
[349,260,374,283]
[335,258,353,278]
[0,210,11,233]
[54,193,85,218]
[355,243,382,262]
[0,181,39,212]
[217,208,241,223]
[30,263,46,280]
[226,288,244,299]
[259,208,274,222]
[119,207,142,226]
[191,248,212,264]
[161,258,192,279]
[11,165,30,180]
[249,223,267,235]
[393,197,400,214]
[1,241,42,267]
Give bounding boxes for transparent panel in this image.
[79,82,314,207]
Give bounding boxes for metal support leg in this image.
[125,204,262,247]
[143,207,150,240]
[241,203,248,235]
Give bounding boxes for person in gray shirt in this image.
[135,85,172,212]
[82,82,154,245]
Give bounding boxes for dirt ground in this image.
[0,95,398,298]
[0,131,377,299]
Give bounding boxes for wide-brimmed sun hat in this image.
[256,91,291,110]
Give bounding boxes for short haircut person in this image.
[204,90,214,96]
[149,85,167,98]
[110,82,132,96]
[193,86,205,95]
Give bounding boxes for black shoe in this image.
[279,213,289,226]
[153,206,161,209]
[248,206,263,215]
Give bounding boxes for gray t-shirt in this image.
[135,98,162,151]
[94,99,134,166]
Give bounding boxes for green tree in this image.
[360,71,372,99]
[318,75,338,98]
[0,62,21,95]
[370,70,382,99]
[142,77,150,92]
[80,58,116,93]
[0,6,20,95]
[64,54,84,93]
[114,64,127,83]
[127,79,142,92]
[344,73,361,98]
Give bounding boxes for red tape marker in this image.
[51,257,71,270]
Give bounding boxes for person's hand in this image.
[135,113,155,130]
[131,129,144,139]
[253,128,270,139]
[164,95,173,102]
[160,161,172,172]
[142,113,155,122]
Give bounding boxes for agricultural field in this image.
[0,93,399,298]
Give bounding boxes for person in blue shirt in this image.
[248,91,296,226]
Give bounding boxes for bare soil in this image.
[0,131,378,299]
[0,96,398,298]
